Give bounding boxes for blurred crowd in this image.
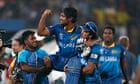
[0,0,139,54]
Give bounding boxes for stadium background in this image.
[0,0,139,56]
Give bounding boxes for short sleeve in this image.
[37,49,48,59]
[18,50,28,63]
[88,53,99,64]
[48,24,57,35]
[88,45,100,64]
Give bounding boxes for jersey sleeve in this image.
[48,24,59,35]
[88,45,100,64]
[37,49,48,59]
[18,50,28,63]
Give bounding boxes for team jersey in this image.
[48,24,81,58]
[98,43,126,79]
[18,48,49,84]
[85,44,102,84]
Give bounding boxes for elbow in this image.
[37,31,43,36]
[82,62,95,74]
[87,67,94,74]
[82,67,94,74]
[37,31,47,36]
[20,63,27,71]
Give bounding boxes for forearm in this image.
[38,14,49,36]
[21,64,40,73]
[82,62,95,74]
[121,59,128,81]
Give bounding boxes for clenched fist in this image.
[42,9,53,17]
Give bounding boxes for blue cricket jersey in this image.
[98,43,126,79]
[48,24,81,58]
[47,24,81,71]
[85,44,102,84]
[18,48,49,84]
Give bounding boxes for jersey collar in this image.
[102,42,115,48]
[64,26,75,33]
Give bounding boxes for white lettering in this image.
[99,56,117,62]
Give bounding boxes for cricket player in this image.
[38,7,81,71]
[98,25,128,84]
[65,21,101,84]
[18,31,49,84]
[79,22,101,84]
[118,36,137,83]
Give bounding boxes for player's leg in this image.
[65,56,82,84]
[45,54,67,71]
[101,77,121,84]
[109,77,121,84]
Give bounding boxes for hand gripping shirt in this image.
[18,48,49,84]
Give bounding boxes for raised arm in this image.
[38,9,52,36]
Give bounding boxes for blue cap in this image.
[82,21,97,33]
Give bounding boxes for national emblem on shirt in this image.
[112,50,118,54]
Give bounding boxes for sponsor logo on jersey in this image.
[90,54,98,59]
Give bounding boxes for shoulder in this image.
[50,23,63,28]
[37,48,47,53]
[36,48,48,56]
[75,25,82,33]
[127,51,135,57]
[18,49,30,56]
[91,44,102,52]
[92,44,102,49]
[115,43,125,50]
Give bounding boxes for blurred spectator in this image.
[134,54,140,84]
[118,36,137,82]
[0,36,12,84]
[8,38,24,84]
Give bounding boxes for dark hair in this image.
[103,25,115,35]
[62,7,77,23]
[14,38,24,45]
[21,30,35,44]
[89,31,98,40]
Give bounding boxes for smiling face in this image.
[103,28,114,43]
[12,40,23,53]
[25,34,37,49]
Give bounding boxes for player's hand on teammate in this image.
[76,38,86,53]
[64,65,68,72]
[39,66,52,75]
[42,9,53,17]
[81,47,91,57]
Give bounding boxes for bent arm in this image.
[82,62,96,74]
[38,9,52,36]
[20,63,41,73]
